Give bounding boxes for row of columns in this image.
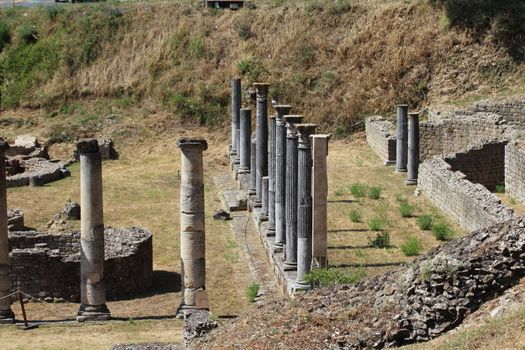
[395,105,420,185]
[229,79,330,289]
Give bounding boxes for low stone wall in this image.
[7,209,24,231]
[365,116,396,165]
[444,140,506,191]
[7,158,70,188]
[418,158,514,231]
[473,97,525,125]
[505,141,525,203]
[9,227,153,301]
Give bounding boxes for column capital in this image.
[76,138,99,154]
[284,115,304,137]
[176,138,208,151]
[274,105,292,119]
[253,82,270,91]
[0,138,9,153]
[296,124,318,146]
[408,112,420,118]
[240,107,251,113]
[397,104,409,108]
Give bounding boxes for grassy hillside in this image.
[0,0,523,136]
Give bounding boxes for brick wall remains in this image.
[418,157,514,232]
[365,116,396,165]
[473,97,525,125]
[505,142,525,203]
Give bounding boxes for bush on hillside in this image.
[0,22,11,51]
[16,24,38,45]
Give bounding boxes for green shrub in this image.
[399,201,414,218]
[0,21,11,51]
[45,6,65,21]
[233,17,252,40]
[395,193,408,203]
[400,236,422,256]
[349,209,362,223]
[305,268,365,287]
[16,24,38,45]
[432,222,454,241]
[368,217,386,231]
[246,283,260,302]
[368,187,381,200]
[494,184,505,193]
[188,36,204,59]
[417,215,433,230]
[369,231,390,248]
[236,57,265,82]
[350,183,368,198]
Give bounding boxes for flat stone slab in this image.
[213,174,247,212]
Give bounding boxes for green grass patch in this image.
[399,201,414,218]
[350,183,368,198]
[432,222,454,241]
[246,283,260,303]
[417,215,433,230]
[368,186,381,200]
[349,209,362,223]
[400,236,422,256]
[305,268,366,288]
[368,216,386,231]
[495,184,505,193]
[369,231,391,248]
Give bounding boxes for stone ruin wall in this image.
[505,141,525,204]
[8,227,153,301]
[444,140,506,191]
[473,97,525,125]
[418,157,514,232]
[364,116,396,164]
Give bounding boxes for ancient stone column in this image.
[249,133,256,196]
[312,134,330,269]
[231,78,241,161]
[283,115,303,270]
[239,108,251,173]
[406,112,420,186]
[267,115,276,236]
[0,139,14,324]
[273,105,292,252]
[77,139,110,322]
[177,138,208,310]
[261,176,269,222]
[396,104,408,173]
[253,83,270,207]
[295,124,318,290]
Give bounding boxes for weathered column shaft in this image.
[249,133,256,196]
[231,78,241,158]
[273,105,292,251]
[239,108,251,171]
[77,139,110,321]
[283,115,303,270]
[261,176,269,221]
[178,138,208,309]
[267,116,276,235]
[312,135,330,268]
[0,140,14,323]
[396,104,408,172]
[295,124,318,288]
[406,112,420,186]
[254,83,270,207]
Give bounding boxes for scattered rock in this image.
[213,209,231,221]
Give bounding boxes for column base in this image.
[293,282,312,293]
[0,309,15,324]
[273,243,284,254]
[237,168,250,175]
[259,213,268,222]
[265,227,275,237]
[77,304,111,322]
[254,200,262,208]
[395,168,407,173]
[405,179,418,186]
[283,261,297,271]
[384,160,396,166]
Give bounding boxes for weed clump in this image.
[494,184,505,193]
[417,215,433,230]
[400,236,422,256]
[16,24,38,45]
[0,21,11,51]
[368,186,381,200]
[432,222,454,241]
[369,231,390,248]
[305,268,365,288]
[368,217,386,231]
[349,209,362,223]
[246,283,260,303]
[350,183,368,198]
[399,201,414,218]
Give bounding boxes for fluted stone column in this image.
[249,133,256,196]
[273,105,292,252]
[283,115,303,270]
[396,104,408,172]
[239,108,251,173]
[295,124,318,290]
[178,138,208,310]
[261,176,269,222]
[77,139,110,322]
[406,112,420,186]
[267,115,277,236]
[312,134,330,269]
[0,139,14,324]
[254,83,270,207]
[231,78,241,161]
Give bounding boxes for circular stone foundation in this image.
[8,227,153,302]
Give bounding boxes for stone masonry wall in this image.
[8,227,153,301]
[365,116,396,165]
[418,157,514,232]
[473,97,525,125]
[505,142,525,203]
[444,141,506,191]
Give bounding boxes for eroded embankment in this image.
[197,217,525,349]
